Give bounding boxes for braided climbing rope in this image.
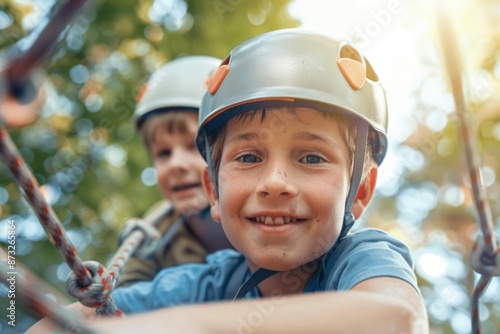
[0,125,122,316]
[0,126,92,283]
[435,5,500,333]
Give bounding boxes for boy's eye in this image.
[300,154,324,164]
[237,154,261,163]
[155,149,171,158]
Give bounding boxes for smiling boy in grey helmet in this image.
[107,29,428,333]
[33,29,428,334]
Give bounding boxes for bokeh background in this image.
[1,0,500,333]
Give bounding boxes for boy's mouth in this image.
[172,182,202,192]
[248,216,306,225]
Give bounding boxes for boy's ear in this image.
[351,166,378,220]
[202,167,221,222]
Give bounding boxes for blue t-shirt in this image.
[112,229,417,314]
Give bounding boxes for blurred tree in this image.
[366,0,500,333]
[1,0,500,333]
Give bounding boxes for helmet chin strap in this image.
[232,121,369,300]
[233,268,279,300]
[339,121,369,240]
[203,130,219,198]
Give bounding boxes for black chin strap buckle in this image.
[339,211,355,240]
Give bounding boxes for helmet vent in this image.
[340,44,363,63]
[339,45,379,83]
[363,57,379,82]
[208,55,231,95]
[338,45,366,90]
[221,55,230,66]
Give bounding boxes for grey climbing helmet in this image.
[134,55,221,129]
[196,28,388,165]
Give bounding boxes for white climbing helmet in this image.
[196,28,388,165]
[134,55,221,129]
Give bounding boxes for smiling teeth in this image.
[256,216,298,225]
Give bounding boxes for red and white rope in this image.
[0,126,92,284]
[435,4,499,333]
[0,125,122,316]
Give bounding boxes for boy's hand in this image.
[89,307,205,334]
[0,79,44,128]
[26,303,97,334]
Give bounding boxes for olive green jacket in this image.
[116,201,207,287]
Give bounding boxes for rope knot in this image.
[470,235,500,276]
[66,260,115,308]
[118,217,161,258]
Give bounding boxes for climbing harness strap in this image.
[156,217,184,254]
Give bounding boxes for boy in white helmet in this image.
[116,55,233,287]
[32,29,428,333]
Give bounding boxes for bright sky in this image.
[289,0,425,133]
[289,0,433,187]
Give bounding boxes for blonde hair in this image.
[208,107,377,188]
[140,110,198,150]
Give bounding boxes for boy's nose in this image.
[167,148,190,174]
[256,166,298,199]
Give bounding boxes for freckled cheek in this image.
[219,190,242,214]
[218,190,247,227]
[153,165,171,192]
[315,202,343,224]
[308,187,345,222]
[219,170,250,194]
[158,181,171,199]
[156,171,167,185]
[218,166,239,183]
[219,201,240,237]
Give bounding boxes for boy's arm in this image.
[352,276,428,332]
[26,303,97,334]
[91,277,428,334]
